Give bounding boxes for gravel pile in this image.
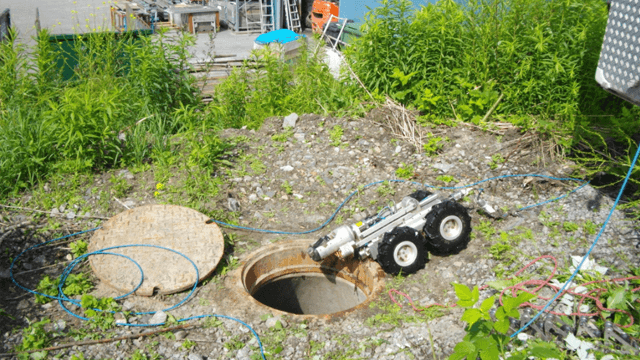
[1,111,639,359]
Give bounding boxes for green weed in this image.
[211,43,366,130]
[80,294,120,330]
[181,339,197,350]
[15,318,51,359]
[450,284,564,360]
[0,29,200,196]
[489,154,505,170]
[281,180,293,195]
[435,175,457,184]
[69,239,88,258]
[395,163,415,179]
[422,134,446,156]
[584,220,598,235]
[563,222,579,233]
[109,174,131,198]
[271,127,295,142]
[376,181,396,197]
[329,125,344,147]
[35,273,92,304]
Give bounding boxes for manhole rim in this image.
[233,239,386,319]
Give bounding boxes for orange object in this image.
[311,0,339,34]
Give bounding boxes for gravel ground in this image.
[1,110,639,359]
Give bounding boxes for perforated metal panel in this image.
[596,0,640,106]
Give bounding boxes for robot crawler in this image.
[308,190,472,275]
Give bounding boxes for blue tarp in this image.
[255,29,305,45]
[339,0,432,24]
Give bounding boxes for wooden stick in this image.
[481,93,504,124]
[113,197,130,210]
[0,205,109,220]
[455,120,504,135]
[11,259,76,277]
[0,324,195,357]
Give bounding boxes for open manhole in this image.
[241,240,385,316]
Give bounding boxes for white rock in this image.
[265,316,288,329]
[283,113,299,128]
[395,146,402,153]
[432,162,454,173]
[280,165,294,172]
[149,311,167,325]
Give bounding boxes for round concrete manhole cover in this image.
[88,205,224,296]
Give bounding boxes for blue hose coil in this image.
[10,171,615,357]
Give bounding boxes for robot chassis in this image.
[307,189,472,275]
[307,190,640,352]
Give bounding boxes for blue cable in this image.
[10,233,267,360]
[207,173,588,234]
[510,141,640,338]
[8,172,593,358]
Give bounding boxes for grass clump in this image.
[210,43,367,130]
[395,163,415,179]
[348,0,640,217]
[0,29,205,197]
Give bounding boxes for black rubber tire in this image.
[423,201,471,255]
[376,227,426,275]
[408,190,432,202]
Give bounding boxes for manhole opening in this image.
[241,240,385,316]
[251,273,367,315]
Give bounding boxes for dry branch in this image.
[0,205,109,220]
[0,324,195,358]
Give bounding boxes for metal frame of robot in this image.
[308,189,471,275]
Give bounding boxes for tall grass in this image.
[348,0,639,214]
[210,43,367,129]
[348,0,639,132]
[0,28,202,195]
[0,30,364,197]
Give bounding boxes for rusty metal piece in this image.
[88,205,224,296]
[225,239,385,319]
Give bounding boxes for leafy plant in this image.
[584,220,598,236]
[281,180,293,195]
[15,318,52,359]
[329,125,344,147]
[436,175,457,184]
[395,163,415,179]
[450,284,563,360]
[489,154,505,170]
[181,339,197,350]
[109,174,131,198]
[69,239,88,258]
[63,273,93,296]
[80,294,120,330]
[562,222,579,233]
[376,181,396,197]
[423,133,446,156]
[271,127,295,142]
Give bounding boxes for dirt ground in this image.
[1,108,639,359]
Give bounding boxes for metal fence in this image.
[0,8,10,43]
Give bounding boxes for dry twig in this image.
[0,324,195,358]
[0,204,109,220]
